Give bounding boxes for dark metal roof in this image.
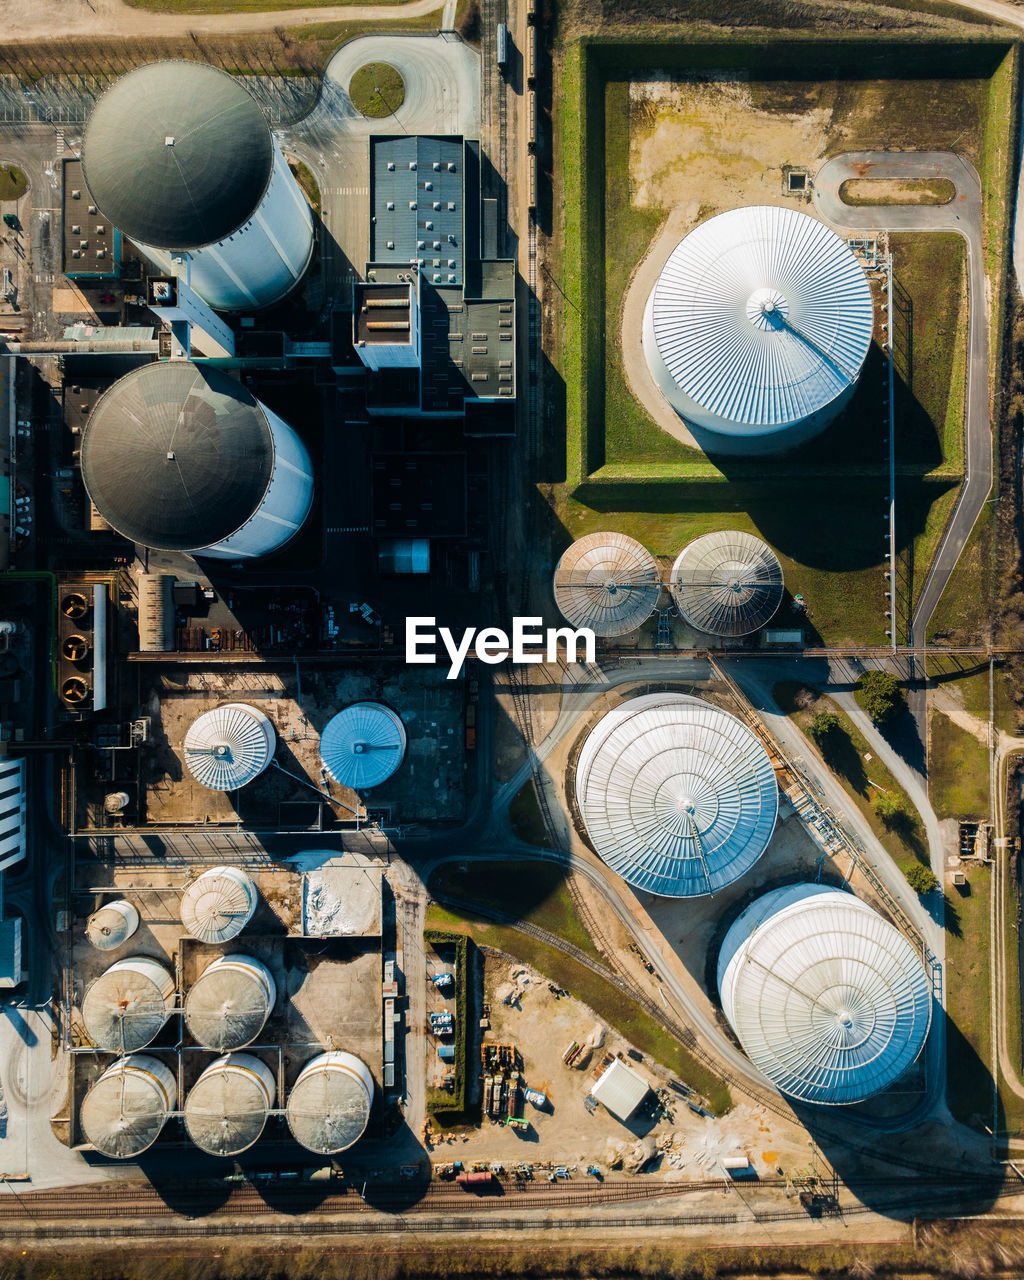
[82,62,274,251]
[80,362,275,552]
[370,136,465,284]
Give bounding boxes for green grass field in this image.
[288,159,321,214]
[928,711,991,820]
[946,864,994,1128]
[0,165,27,201]
[348,62,406,118]
[839,177,955,205]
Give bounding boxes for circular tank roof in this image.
[82,61,274,251]
[86,900,140,951]
[286,1053,373,1154]
[671,531,784,637]
[575,692,778,897]
[80,1057,175,1159]
[183,703,275,792]
[184,955,275,1052]
[553,532,662,637]
[181,866,258,943]
[648,206,873,437]
[80,363,276,553]
[184,1055,274,1157]
[82,959,174,1052]
[718,885,932,1105]
[320,703,407,790]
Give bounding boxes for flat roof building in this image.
[591,1058,649,1122]
[62,159,122,280]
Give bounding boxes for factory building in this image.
[183,953,277,1052]
[79,363,313,560]
[61,159,122,281]
[591,1057,650,1123]
[285,1050,374,1155]
[183,705,277,792]
[718,885,932,1105]
[671,532,784,637]
[180,867,259,943]
[320,703,407,791]
[183,1053,276,1157]
[553,532,662,638]
[82,62,314,312]
[80,1056,177,1159]
[82,956,176,1052]
[575,693,778,897]
[643,206,873,455]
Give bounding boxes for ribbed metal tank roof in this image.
[184,954,276,1052]
[552,532,662,637]
[648,206,873,435]
[671,531,784,637]
[86,900,140,951]
[80,363,277,553]
[286,1051,373,1155]
[184,1053,275,1157]
[80,1055,177,1159]
[82,956,176,1052]
[82,62,274,251]
[717,885,932,1105]
[575,692,778,897]
[183,704,276,792]
[180,866,258,943]
[320,703,407,790]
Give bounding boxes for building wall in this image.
[0,757,25,873]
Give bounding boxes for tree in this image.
[855,670,906,725]
[905,863,939,896]
[874,789,910,833]
[808,710,841,747]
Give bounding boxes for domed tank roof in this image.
[82,956,176,1052]
[671,531,784,637]
[575,692,778,897]
[183,704,276,792]
[286,1051,373,1155]
[184,1053,275,1157]
[180,866,258,943]
[86,900,141,951]
[320,703,407,790]
[553,532,662,637]
[80,363,277,554]
[718,885,932,1105]
[184,954,276,1052]
[647,206,873,442]
[82,61,274,251]
[80,1055,177,1159]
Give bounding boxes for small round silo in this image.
[180,866,258,944]
[319,703,407,790]
[183,704,276,792]
[82,956,176,1052]
[80,1054,177,1159]
[184,954,276,1052]
[184,1053,276,1157]
[286,1051,373,1155]
[671,532,784,637]
[553,532,661,637]
[86,900,141,952]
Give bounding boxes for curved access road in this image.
[813,151,990,648]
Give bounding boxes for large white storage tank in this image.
[553,532,661,637]
[184,954,276,1052]
[80,363,313,561]
[82,61,314,312]
[671,531,784,637]
[82,956,176,1052]
[80,1055,177,1159]
[575,692,778,897]
[286,1051,373,1154]
[718,884,932,1105]
[183,704,276,792]
[319,703,407,790]
[184,1053,276,1157]
[180,866,258,942]
[86,900,141,951]
[643,206,873,455]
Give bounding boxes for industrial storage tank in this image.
[643,206,873,455]
[86,900,141,951]
[553,532,662,637]
[80,363,313,560]
[320,703,407,790]
[183,703,276,791]
[717,884,932,1105]
[80,1055,177,1159]
[82,61,314,312]
[82,956,176,1052]
[285,1051,373,1155]
[671,531,784,637]
[184,1053,276,1157]
[575,692,777,897]
[181,866,258,943]
[184,954,276,1052]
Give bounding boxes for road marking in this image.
[331,186,369,196]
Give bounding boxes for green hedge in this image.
[423,929,472,1118]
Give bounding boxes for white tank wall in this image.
[199,1052,276,1106]
[200,953,278,1014]
[97,1054,178,1110]
[134,139,314,313]
[101,956,176,1004]
[87,899,140,950]
[202,402,314,560]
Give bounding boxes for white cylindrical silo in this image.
[575,692,778,897]
[82,62,314,312]
[643,206,873,455]
[553,532,662,637]
[82,956,176,1052]
[319,703,407,790]
[184,954,277,1052]
[286,1051,373,1155]
[180,866,258,943]
[671,532,784,637]
[184,1052,276,1157]
[80,1054,177,1159]
[79,363,314,561]
[717,885,932,1105]
[86,900,141,951]
[183,703,276,792]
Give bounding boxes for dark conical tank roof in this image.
[80,362,275,552]
[82,62,274,251]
